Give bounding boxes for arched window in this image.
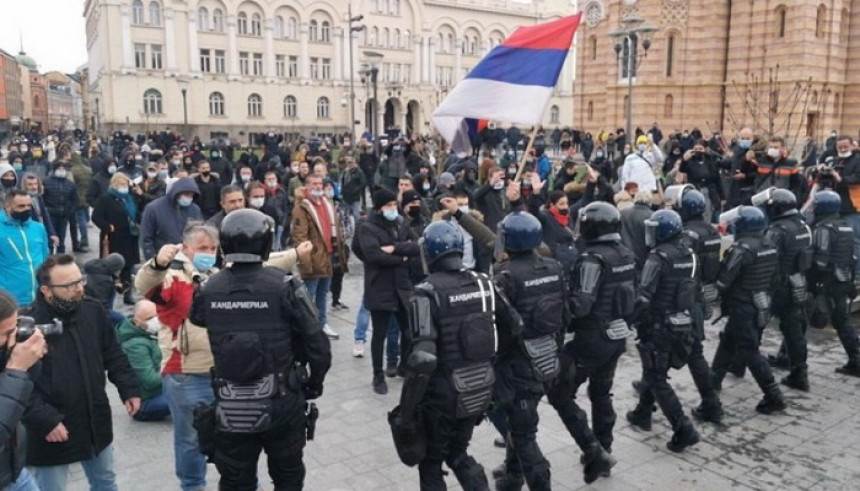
[143,89,162,114]
[371,26,378,46]
[237,12,248,35]
[383,28,390,47]
[317,97,330,119]
[666,33,676,77]
[198,7,209,31]
[248,94,262,117]
[209,92,225,116]
[589,35,597,60]
[447,34,454,53]
[287,17,297,39]
[212,9,223,32]
[816,4,827,38]
[132,0,144,24]
[393,29,401,48]
[149,1,161,26]
[403,29,411,49]
[309,20,319,42]
[776,5,787,38]
[550,105,560,124]
[251,13,262,36]
[321,21,331,43]
[587,101,594,121]
[664,95,674,118]
[274,16,284,38]
[284,95,297,118]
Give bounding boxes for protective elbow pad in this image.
[407,350,437,374]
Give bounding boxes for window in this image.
[664,95,674,118]
[134,43,146,68]
[384,28,390,47]
[371,26,379,46]
[132,0,144,24]
[776,6,787,38]
[392,63,400,82]
[393,29,401,48]
[589,35,597,60]
[209,92,224,116]
[200,49,211,73]
[239,52,249,75]
[447,33,454,53]
[248,94,263,117]
[149,2,161,26]
[237,12,248,35]
[150,44,162,69]
[198,7,209,31]
[310,57,319,79]
[276,55,285,76]
[403,64,411,84]
[309,20,319,41]
[288,56,298,77]
[321,21,331,43]
[816,4,826,38]
[214,50,226,73]
[143,89,162,114]
[33,95,40,109]
[251,13,262,37]
[321,58,331,79]
[287,17,297,39]
[284,95,297,118]
[392,0,400,15]
[212,9,223,32]
[666,34,676,77]
[620,37,637,79]
[317,97,330,119]
[252,53,263,76]
[587,101,594,121]
[275,16,284,38]
[550,105,560,124]
[403,30,411,49]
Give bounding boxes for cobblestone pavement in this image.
[59,225,860,491]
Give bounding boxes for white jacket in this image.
[620,153,658,192]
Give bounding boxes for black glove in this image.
[304,383,323,400]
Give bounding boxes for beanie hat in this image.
[438,172,456,187]
[636,135,648,145]
[372,188,398,209]
[104,253,126,275]
[401,190,421,205]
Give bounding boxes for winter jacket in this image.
[473,183,511,230]
[356,212,419,311]
[83,259,119,312]
[92,192,142,267]
[140,177,166,209]
[0,210,49,306]
[340,167,367,204]
[42,175,78,217]
[0,368,33,488]
[194,175,222,219]
[21,296,140,466]
[619,153,658,193]
[118,318,162,401]
[620,202,653,269]
[86,169,112,207]
[139,177,202,260]
[291,196,347,279]
[69,155,93,208]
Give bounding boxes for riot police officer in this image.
[547,202,633,483]
[807,191,860,377]
[753,188,812,390]
[189,209,332,490]
[711,206,785,414]
[493,211,567,491]
[389,221,496,490]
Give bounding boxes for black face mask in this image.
[49,295,83,316]
[558,208,570,216]
[1,178,15,189]
[407,206,421,218]
[11,210,31,223]
[125,160,135,167]
[201,171,211,177]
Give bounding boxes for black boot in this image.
[711,369,725,392]
[582,445,616,484]
[494,472,524,491]
[450,456,489,491]
[491,462,506,479]
[691,400,724,425]
[780,368,810,391]
[835,358,860,377]
[626,405,652,431]
[666,420,700,453]
[767,343,790,370]
[755,384,787,414]
[123,289,135,305]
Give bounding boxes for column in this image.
[227,15,239,79]
[164,8,178,75]
[428,37,437,85]
[401,110,408,134]
[264,18,276,80]
[412,36,421,85]
[186,10,200,75]
[333,27,343,81]
[420,36,428,83]
[299,23,310,80]
[119,5,134,73]
[454,39,462,82]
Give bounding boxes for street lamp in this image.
[609,14,657,144]
[348,6,365,148]
[364,50,384,139]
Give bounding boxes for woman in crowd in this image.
[92,173,142,305]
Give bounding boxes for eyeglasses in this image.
[49,275,88,291]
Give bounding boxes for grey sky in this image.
[0,0,87,74]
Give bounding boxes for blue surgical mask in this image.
[310,189,324,198]
[383,209,399,221]
[637,144,647,153]
[12,163,22,172]
[157,169,169,179]
[738,139,752,150]
[192,252,216,272]
[177,196,193,207]
[115,187,129,195]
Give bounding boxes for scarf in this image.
[109,188,138,222]
[548,205,570,227]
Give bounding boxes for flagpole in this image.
[514,125,540,183]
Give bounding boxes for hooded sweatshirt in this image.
[0,163,17,203]
[139,177,201,259]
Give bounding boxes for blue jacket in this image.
[0,210,49,306]
[536,155,552,182]
[139,177,201,259]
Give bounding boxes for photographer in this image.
[823,135,860,274]
[680,140,724,223]
[0,289,48,490]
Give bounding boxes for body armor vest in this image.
[583,242,637,327]
[819,217,855,281]
[683,219,721,284]
[723,237,778,308]
[649,240,697,314]
[769,215,812,279]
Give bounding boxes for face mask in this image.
[31,150,41,158]
[115,187,129,195]
[493,181,505,190]
[558,208,570,216]
[147,171,157,179]
[50,295,83,315]
[1,178,15,188]
[249,197,265,208]
[12,163,22,172]
[177,196,193,207]
[200,171,210,177]
[211,152,220,159]
[310,189,324,198]
[638,144,647,153]
[832,132,838,137]
[506,150,513,156]
[508,168,516,175]
[192,252,217,272]
[393,145,402,151]
[171,160,181,166]
[422,183,431,191]
[266,181,277,189]
[20,146,28,153]
[54,169,67,179]
[241,174,251,182]
[458,205,470,214]
[766,148,781,159]
[596,152,604,158]
[738,139,752,150]
[145,317,160,336]
[407,206,421,218]
[838,150,852,159]
[325,189,334,198]
[157,169,169,179]
[383,209,399,221]
[523,179,532,187]
[10,210,30,223]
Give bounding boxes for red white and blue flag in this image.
[432,13,582,157]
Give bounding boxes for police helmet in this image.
[422,221,464,265]
[579,202,621,242]
[678,189,707,221]
[220,208,275,263]
[752,187,797,219]
[644,210,684,248]
[727,206,767,235]
[498,211,542,252]
[813,190,841,216]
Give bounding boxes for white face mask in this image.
[249,197,265,208]
[766,148,781,159]
[145,317,160,336]
[838,150,852,158]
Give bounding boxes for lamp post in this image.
[348,6,365,146]
[609,14,657,144]
[180,88,188,138]
[364,50,384,139]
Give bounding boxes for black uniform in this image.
[809,215,860,371]
[548,238,635,460]
[190,266,332,491]
[493,253,567,490]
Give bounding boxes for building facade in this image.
[0,49,24,136]
[577,0,860,147]
[45,71,85,131]
[85,0,576,144]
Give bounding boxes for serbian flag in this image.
[432,13,582,157]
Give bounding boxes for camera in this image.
[16,316,64,343]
